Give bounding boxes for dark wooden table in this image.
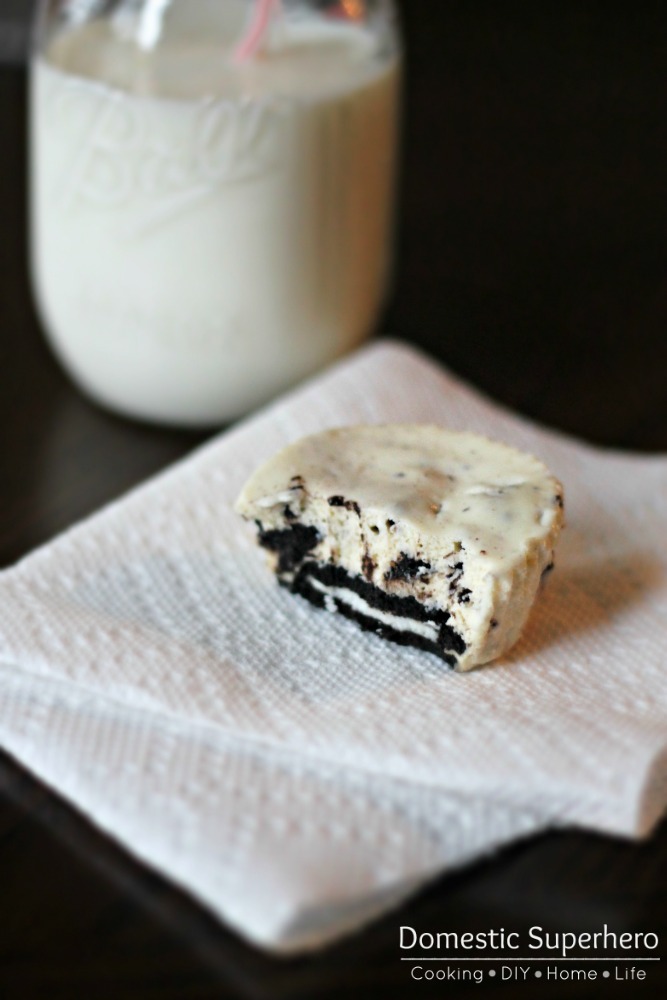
[1,4,665,997]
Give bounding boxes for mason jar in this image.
[30,0,402,426]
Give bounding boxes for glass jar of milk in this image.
[31,0,401,426]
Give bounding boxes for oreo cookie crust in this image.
[235,425,564,671]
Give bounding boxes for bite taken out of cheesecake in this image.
[235,425,564,671]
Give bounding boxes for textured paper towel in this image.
[0,341,665,951]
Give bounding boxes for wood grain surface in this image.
[0,3,665,997]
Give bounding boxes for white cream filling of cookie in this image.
[307,576,443,644]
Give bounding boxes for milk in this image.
[31,1,400,425]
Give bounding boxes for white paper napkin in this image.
[0,340,665,952]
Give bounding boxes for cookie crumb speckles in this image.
[328,495,361,515]
[385,554,432,582]
[362,552,376,581]
[541,561,555,584]
[258,523,320,574]
[236,424,564,671]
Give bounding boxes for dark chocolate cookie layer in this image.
[287,560,467,666]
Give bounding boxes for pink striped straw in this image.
[234,0,281,62]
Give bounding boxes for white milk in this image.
[31,1,400,425]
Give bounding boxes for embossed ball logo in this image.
[50,78,291,236]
